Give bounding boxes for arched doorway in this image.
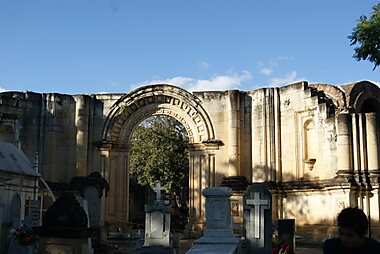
[100,84,220,230]
[127,115,189,228]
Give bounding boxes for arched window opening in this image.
[303,119,317,171]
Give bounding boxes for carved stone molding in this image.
[103,84,215,145]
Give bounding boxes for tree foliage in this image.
[349,3,380,70]
[129,115,189,193]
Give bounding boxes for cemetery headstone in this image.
[141,182,172,254]
[10,193,21,229]
[82,185,102,253]
[83,185,101,227]
[24,200,40,228]
[186,187,241,254]
[34,192,94,254]
[243,183,272,254]
[152,181,166,201]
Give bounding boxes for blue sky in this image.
[0,0,379,94]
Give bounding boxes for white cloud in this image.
[0,87,7,93]
[198,61,210,70]
[135,71,252,92]
[268,71,302,87]
[258,55,294,77]
[259,67,273,76]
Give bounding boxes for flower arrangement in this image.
[10,225,37,246]
[272,229,294,254]
[272,243,292,254]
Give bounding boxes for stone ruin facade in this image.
[0,80,379,241]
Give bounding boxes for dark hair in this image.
[337,207,368,236]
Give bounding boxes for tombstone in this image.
[274,218,295,252]
[186,187,241,254]
[83,185,101,227]
[10,193,21,229]
[24,200,40,228]
[141,182,172,254]
[82,185,102,253]
[243,183,272,254]
[152,181,166,201]
[34,192,94,254]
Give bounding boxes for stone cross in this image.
[152,181,166,201]
[243,183,272,254]
[246,192,269,238]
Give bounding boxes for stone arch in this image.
[347,81,380,112]
[100,84,218,229]
[102,84,215,145]
[309,83,346,108]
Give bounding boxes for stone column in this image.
[358,113,366,209]
[338,113,357,207]
[274,88,282,183]
[351,113,360,172]
[100,145,129,224]
[336,113,352,171]
[358,113,367,171]
[227,91,240,176]
[265,88,275,182]
[75,95,90,176]
[364,112,377,232]
[365,112,379,171]
[187,142,220,232]
[187,144,206,231]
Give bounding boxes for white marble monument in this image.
[141,182,172,254]
[187,187,241,254]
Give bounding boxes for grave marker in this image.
[141,182,172,254]
[246,192,269,239]
[83,185,101,227]
[10,194,21,229]
[243,183,272,254]
[152,181,166,201]
[24,199,40,227]
[186,187,241,254]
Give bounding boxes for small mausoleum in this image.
[0,141,38,253]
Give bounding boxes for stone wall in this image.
[1,81,380,241]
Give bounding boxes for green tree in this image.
[349,3,380,70]
[129,115,189,194]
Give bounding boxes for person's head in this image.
[337,207,368,249]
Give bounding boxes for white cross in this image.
[246,192,269,239]
[152,181,166,201]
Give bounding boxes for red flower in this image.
[281,243,291,251]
